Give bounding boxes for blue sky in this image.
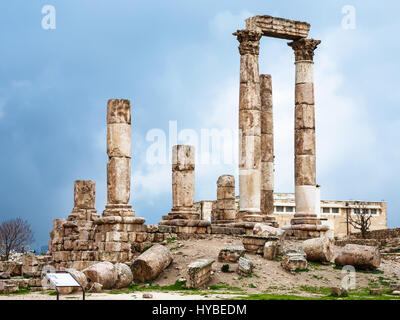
[0,0,399,250]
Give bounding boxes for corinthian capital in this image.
[288,38,321,61]
[233,29,263,56]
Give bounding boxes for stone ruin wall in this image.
[351,228,400,240]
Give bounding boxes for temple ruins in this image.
[2,14,395,297]
[47,15,331,271]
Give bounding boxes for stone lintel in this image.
[246,15,310,40]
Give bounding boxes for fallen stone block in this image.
[114,263,133,289]
[253,223,285,238]
[301,237,333,264]
[237,257,254,276]
[0,262,22,277]
[218,246,245,263]
[390,283,400,291]
[281,248,308,273]
[21,265,41,278]
[370,289,383,295]
[0,281,18,294]
[263,240,281,260]
[88,282,103,293]
[243,235,280,254]
[331,287,348,297]
[21,254,39,267]
[142,293,153,299]
[131,244,173,282]
[187,259,214,288]
[83,262,118,289]
[335,244,381,270]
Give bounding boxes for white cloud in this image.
[132,165,171,205]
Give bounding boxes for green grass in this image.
[294,268,309,273]
[40,290,57,296]
[108,280,196,295]
[0,288,31,296]
[238,289,400,300]
[108,280,247,296]
[377,276,396,287]
[299,285,332,295]
[249,283,257,289]
[246,273,259,278]
[209,283,243,292]
[309,262,323,269]
[141,245,153,253]
[166,237,176,244]
[169,246,179,251]
[358,269,384,274]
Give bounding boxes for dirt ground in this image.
[1,235,399,300]
[159,235,400,297]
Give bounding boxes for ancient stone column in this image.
[233,29,263,222]
[94,99,145,263]
[215,175,236,222]
[106,99,131,205]
[285,38,328,238]
[260,74,275,219]
[68,180,98,221]
[74,180,96,210]
[169,145,198,219]
[160,145,210,233]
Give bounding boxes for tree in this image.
[348,201,372,239]
[0,218,34,260]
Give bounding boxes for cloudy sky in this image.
[0,0,399,249]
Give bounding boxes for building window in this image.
[332,208,339,214]
[371,209,377,215]
[285,207,294,213]
[276,206,284,213]
[354,208,360,214]
[322,208,330,214]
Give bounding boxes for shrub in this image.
[221,264,230,273]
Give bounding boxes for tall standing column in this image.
[104,99,134,216]
[289,38,319,216]
[260,74,275,221]
[233,29,263,222]
[285,38,328,238]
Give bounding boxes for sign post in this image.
[45,271,85,300]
